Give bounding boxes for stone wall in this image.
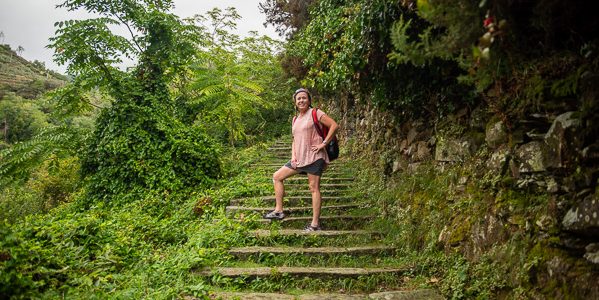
[320,77,599,297]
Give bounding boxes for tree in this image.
[259,0,316,38]
[188,8,278,146]
[47,0,221,203]
[0,95,48,144]
[16,45,24,56]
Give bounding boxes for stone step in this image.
[288,172,347,178]
[253,163,343,168]
[226,204,360,214]
[233,190,350,198]
[284,183,351,189]
[268,155,291,159]
[283,189,351,196]
[238,186,350,194]
[250,229,378,238]
[251,177,354,184]
[211,290,444,300]
[258,215,372,230]
[196,266,405,278]
[229,245,396,259]
[230,196,355,206]
[284,177,354,182]
[248,229,382,247]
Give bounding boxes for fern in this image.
[550,67,583,98]
[0,126,85,187]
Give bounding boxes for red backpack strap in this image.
[311,108,326,139]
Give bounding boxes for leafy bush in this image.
[0,156,81,223]
[287,0,476,118]
[0,187,45,224]
[48,0,223,204]
[0,94,49,144]
[81,101,221,204]
[0,141,267,298]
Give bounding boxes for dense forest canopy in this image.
[277,0,598,122]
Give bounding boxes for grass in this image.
[206,272,406,294]
[3,136,530,299]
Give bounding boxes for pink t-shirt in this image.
[291,108,329,167]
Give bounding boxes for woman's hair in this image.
[293,88,312,101]
[293,88,313,115]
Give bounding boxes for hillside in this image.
[0,44,67,99]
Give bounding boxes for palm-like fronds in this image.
[0,126,85,187]
[191,52,271,145]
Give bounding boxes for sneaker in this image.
[264,210,285,220]
[304,224,322,232]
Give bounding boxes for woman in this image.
[264,88,339,231]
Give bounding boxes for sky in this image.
[0,0,281,73]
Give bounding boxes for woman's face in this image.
[294,92,310,111]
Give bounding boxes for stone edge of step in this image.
[195,266,407,277]
[204,289,444,300]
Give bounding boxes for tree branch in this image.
[114,14,143,53]
[83,98,106,109]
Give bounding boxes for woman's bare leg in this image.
[273,166,299,212]
[307,173,322,227]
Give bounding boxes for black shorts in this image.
[284,159,326,176]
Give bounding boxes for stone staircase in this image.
[197,140,443,299]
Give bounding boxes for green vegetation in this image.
[1,1,293,297]
[1,0,597,298]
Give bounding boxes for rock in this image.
[434,137,474,162]
[469,106,487,129]
[584,243,599,264]
[399,139,408,152]
[519,114,552,142]
[560,237,589,252]
[487,148,511,175]
[547,256,570,278]
[584,251,599,264]
[514,141,559,173]
[582,143,599,163]
[562,194,599,237]
[544,111,582,169]
[415,141,431,160]
[486,120,508,149]
[546,177,559,193]
[536,215,554,232]
[468,214,508,259]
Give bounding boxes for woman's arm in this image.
[319,115,338,145]
[311,114,339,153]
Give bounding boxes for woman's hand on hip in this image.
[311,143,326,153]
